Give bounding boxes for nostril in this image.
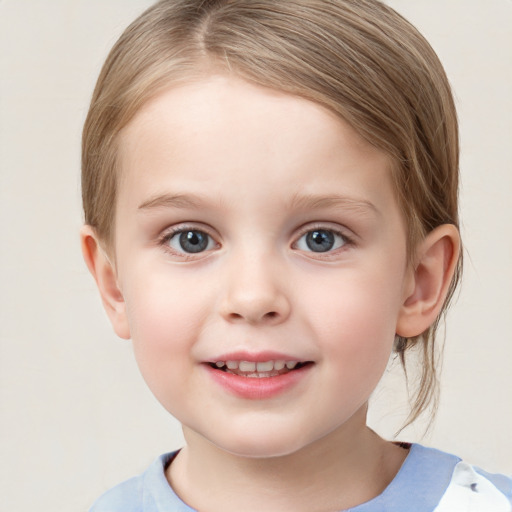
[227,310,279,323]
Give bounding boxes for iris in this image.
[179,231,209,253]
[306,230,335,252]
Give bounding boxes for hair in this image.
[82,0,462,429]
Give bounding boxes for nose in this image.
[218,252,291,326]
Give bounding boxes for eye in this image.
[295,229,347,253]
[165,229,216,254]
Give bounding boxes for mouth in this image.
[207,359,312,378]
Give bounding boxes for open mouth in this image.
[207,360,312,378]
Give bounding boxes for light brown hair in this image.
[82,0,462,428]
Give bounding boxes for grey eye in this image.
[168,230,214,253]
[296,229,346,253]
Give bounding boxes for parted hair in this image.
[82,0,462,428]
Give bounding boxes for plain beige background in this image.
[0,1,511,510]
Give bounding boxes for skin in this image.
[82,75,460,511]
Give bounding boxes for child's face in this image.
[112,75,414,458]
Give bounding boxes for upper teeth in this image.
[214,360,298,371]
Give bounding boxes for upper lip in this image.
[205,351,307,364]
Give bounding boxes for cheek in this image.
[301,266,404,374]
[124,264,207,341]
[307,269,403,334]
[122,274,207,396]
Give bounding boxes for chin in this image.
[207,424,321,460]
[222,442,303,460]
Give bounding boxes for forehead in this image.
[116,75,396,216]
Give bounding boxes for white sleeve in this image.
[434,461,511,512]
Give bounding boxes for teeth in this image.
[256,361,273,372]
[238,361,256,372]
[213,359,302,372]
[274,360,285,370]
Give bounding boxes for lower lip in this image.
[204,364,312,400]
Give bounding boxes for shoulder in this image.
[89,475,143,512]
[89,452,183,512]
[358,444,511,512]
[434,459,512,511]
[400,444,512,512]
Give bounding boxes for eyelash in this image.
[158,223,354,259]
[158,225,218,259]
[293,224,354,257]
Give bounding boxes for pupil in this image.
[179,231,208,253]
[306,230,334,252]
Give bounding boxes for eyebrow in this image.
[138,192,379,216]
[138,193,206,211]
[287,193,380,216]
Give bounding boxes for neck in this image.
[167,409,408,512]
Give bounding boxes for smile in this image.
[205,358,313,400]
[208,360,310,378]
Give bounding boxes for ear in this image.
[396,224,460,338]
[80,225,131,339]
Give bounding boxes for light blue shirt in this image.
[90,444,512,511]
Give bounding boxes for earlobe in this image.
[80,225,131,340]
[396,224,460,338]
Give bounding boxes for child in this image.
[81,0,512,510]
